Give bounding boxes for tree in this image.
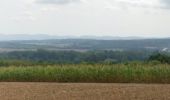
[148,53,170,64]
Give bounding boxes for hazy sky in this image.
[1,0,170,37]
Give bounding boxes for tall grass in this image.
[0,64,170,83]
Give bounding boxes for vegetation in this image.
[148,53,170,64]
[0,64,169,83]
[0,49,168,83]
[0,50,152,64]
[1,39,170,51]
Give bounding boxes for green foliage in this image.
[148,53,170,64]
[147,60,162,65]
[0,64,170,83]
[0,50,151,64]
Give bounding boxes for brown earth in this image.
[0,83,170,100]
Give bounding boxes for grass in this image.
[0,64,170,83]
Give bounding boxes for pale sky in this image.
[1,0,170,37]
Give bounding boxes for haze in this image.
[1,0,170,37]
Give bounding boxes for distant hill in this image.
[0,34,159,41]
[0,38,170,52]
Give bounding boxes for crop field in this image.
[1,83,170,100]
[0,64,170,83]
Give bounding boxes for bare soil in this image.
[0,83,170,100]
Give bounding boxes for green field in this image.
[0,64,170,83]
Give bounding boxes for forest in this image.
[0,49,154,65]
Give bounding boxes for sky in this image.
[1,0,170,37]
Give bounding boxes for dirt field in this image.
[0,83,170,100]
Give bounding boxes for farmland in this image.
[0,64,169,83]
[0,83,170,100]
[0,41,168,83]
[0,38,169,99]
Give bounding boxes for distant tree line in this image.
[0,49,152,64]
[148,52,170,64]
